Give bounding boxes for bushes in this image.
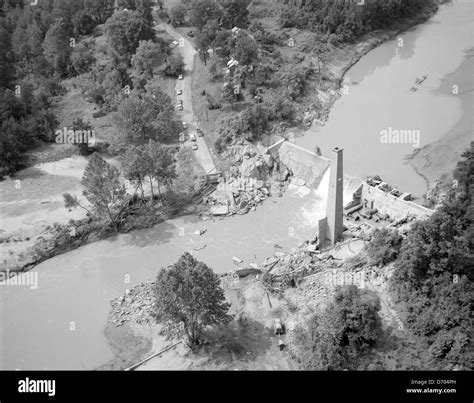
[279,0,440,43]
[365,228,403,267]
[291,286,383,370]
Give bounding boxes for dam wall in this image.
[273,141,331,189]
[267,140,433,221]
[361,184,433,221]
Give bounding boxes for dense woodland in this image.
[0,0,181,177]
[280,0,440,42]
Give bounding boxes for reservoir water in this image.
[296,0,474,198]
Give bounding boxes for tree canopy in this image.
[292,286,383,370]
[155,253,232,347]
[105,9,155,64]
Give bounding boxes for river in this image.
[1,0,473,370]
[296,0,474,199]
[0,180,329,370]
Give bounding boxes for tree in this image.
[64,153,128,232]
[365,228,403,267]
[292,286,383,370]
[73,10,96,37]
[232,33,258,66]
[213,29,232,59]
[221,81,241,108]
[0,26,15,90]
[155,252,232,347]
[169,3,187,27]
[131,40,163,88]
[42,17,72,76]
[189,0,223,31]
[164,54,185,77]
[105,10,155,64]
[195,19,220,64]
[115,86,178,143]
[121,144,150,199]
[84,0,114,24]
[146,140,176,197]
[221,0,250,29]
[70,40,96,75]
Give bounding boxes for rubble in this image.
[109,281,156,327]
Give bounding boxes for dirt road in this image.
[163,24,218,175]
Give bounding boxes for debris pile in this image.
[258,239,342,292]
[206,178,270,216]
[109,281,156,327]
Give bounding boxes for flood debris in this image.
[109,281,156,327]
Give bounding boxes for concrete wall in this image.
[275,142,331,189]
[267,140,434,221]
[361,184,433,220]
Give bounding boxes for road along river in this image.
[296,0,474,199]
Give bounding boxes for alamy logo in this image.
[0,270,38,289]
[55,127,96,146]
[380,127,420,148]
[18,378,55,397]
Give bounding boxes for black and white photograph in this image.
[0,0,472,401]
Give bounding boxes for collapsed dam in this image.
[268,140,434,222]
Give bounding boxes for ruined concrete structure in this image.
[270,140,330,189]
[326,147,344,244]
[266,139,434,245]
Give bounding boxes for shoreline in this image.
[407,46,474,195]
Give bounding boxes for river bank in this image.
[407,46,474,200]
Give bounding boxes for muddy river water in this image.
[0,182,329,369]
[296,0,474,198]
[1,0,473,370]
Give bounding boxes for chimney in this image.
[326,147,344,244]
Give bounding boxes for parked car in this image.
[192,143,198,150]
[178,74,183,80]
[172,40,179,45]
[189,132,197,142]
[274,318,284,335]
[176,89,182,95]
[197,128,203,137]
[182,122,187,129]
[177,104,183,111]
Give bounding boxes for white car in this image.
[176,89,182,95]
[178,74,184,80]
[189,132,197,142]
[172,40,179,45]
[182,122,187,129]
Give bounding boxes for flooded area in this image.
[296,0,474,198]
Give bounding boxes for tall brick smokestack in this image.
[326,147,344,244]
